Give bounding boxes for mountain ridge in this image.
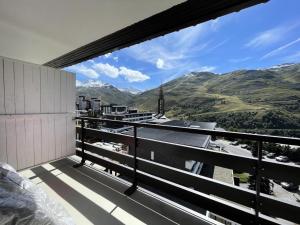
[76,63,300,136]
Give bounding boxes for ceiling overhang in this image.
[0,0,268,68]
[0,0,184,65]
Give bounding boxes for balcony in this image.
[1,1,298,224]
[21,156,218,225]
[29,116,296,225]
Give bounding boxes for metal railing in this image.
[74,117,300,225]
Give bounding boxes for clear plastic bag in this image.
[0,163,75,225]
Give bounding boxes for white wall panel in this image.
[71,73,76,112]
[66,72,72,112]
[48,115,56,160]
[6,117,17,168]
[4,59,15,114]
[32,65,41,113]
[16,117,26,169]
[24,63,33,113]
[41,115,49,163]
[0,117,7,162]
[66,115,75,155]
[40,66,48,113]
[0,56,75,170]
[60,71,67,113]
[61,114,68,157]
[24,117,35,168]
[0,58,4,114]
[14,62,25,114]
[54,70,61,113]
[47,68,55,113]
[33,116,42,165]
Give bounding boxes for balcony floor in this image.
[19,156,218,225]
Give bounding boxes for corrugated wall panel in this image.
[0,117,7,162]
[0,58,4,114]
[24,63,33,113]
[47,68,55,113]
[16,117,26,170]
[60,71,67,113]
[33,116,42,165]
[14,61,24,114]
[0,56,75,170]
[32,65,41,113]
[40,66,48,113]
[6,117,17,168]
[4,59,15,114]
[24,116,35,168]
[54,70,61,113]
[48,115,56,160]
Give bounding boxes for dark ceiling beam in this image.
[44,0,268,68]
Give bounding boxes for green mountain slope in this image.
[76,84,133,105]
[76,63,300,136]
[130,63,300,137]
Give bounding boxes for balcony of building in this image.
[42,117,299,225]
[1,0,299,225]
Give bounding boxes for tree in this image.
[248,176,274,195]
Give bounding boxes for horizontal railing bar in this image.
[76,141,255,207]
[77,127,300,184]
[138,137,257,174]
[259,193,300,224]
[76,150,279,225]
[76,117,300,145]
[77,141,300,223]
[261,160,300,183]
[77,126,256,173]
[76,126,134,147]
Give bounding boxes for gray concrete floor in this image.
[19,156,219,225]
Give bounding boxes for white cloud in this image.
[198,66,216,72]
[206,39,228,53]
[93,63,119,78]
[86,61,150,82]
[210,18,220,31]
[283,51,300,62]
[76,79,105,87]
[66,64,99,79]
[126,22,214,70]
[104,53,112,58]
[156,58,164,69]
[261,37,300,59]
[119,67,150,82]
[245,23,300,48]
[113,56,119,62]
[76,80,83,87]
[245,28,282,48]
[229,57,251,63]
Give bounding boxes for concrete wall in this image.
[0,56,75,170]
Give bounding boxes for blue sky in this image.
[66,0,300,91]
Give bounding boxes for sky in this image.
[65,0,300,91]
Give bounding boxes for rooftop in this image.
[123,120,216,148]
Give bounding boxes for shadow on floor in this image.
[30,158,181,225]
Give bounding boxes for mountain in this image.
[118,87,142,95]
[76,81,134,105]
[130,63,300,137]
[76,63,300,137]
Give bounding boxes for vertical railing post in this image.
[73,118,85,168]
[254,140,263,224]
[124,125,138,196]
